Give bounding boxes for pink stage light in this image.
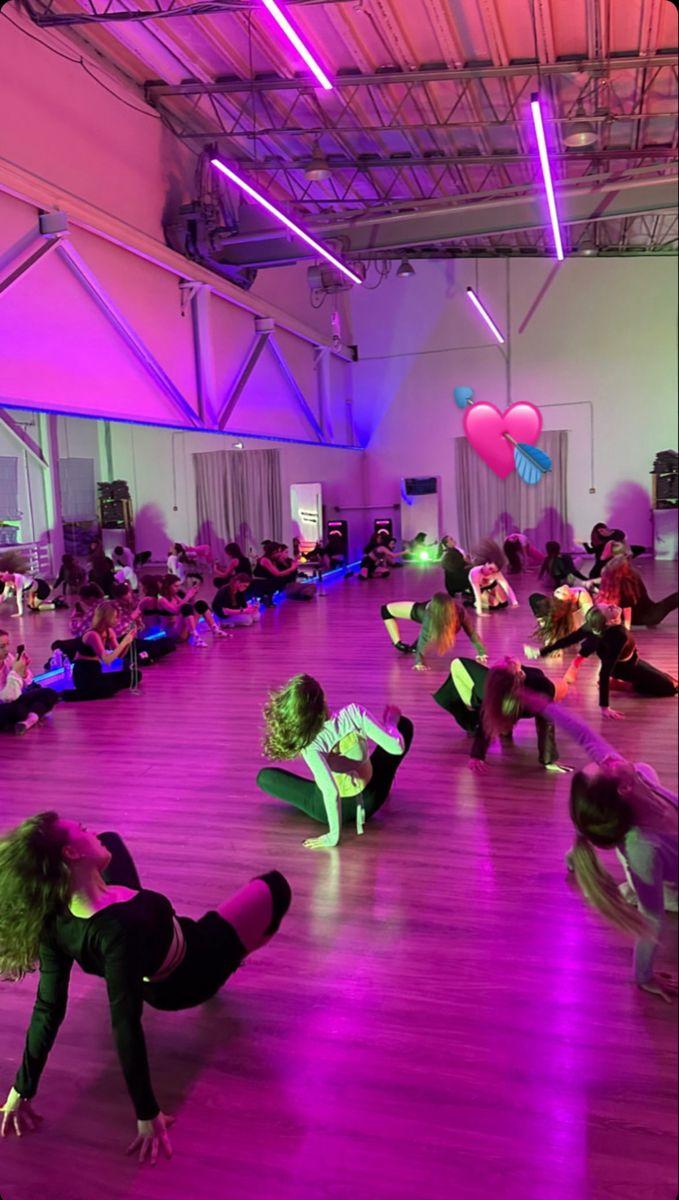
[530,93,565,262]
[210,158,363,286]
[465,287,505,344]
[261,0,332,91]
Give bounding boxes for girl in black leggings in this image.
[381,592,487,668]
[525,604,678,717]
[0,812,290,1164]
[257,674,414,847]
[63,602,141,701]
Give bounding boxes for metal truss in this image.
[25,0,349,26]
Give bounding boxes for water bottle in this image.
[49,649,64,671]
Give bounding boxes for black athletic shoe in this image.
[395,641,416,654]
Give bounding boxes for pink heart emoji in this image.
[463,402,543,479]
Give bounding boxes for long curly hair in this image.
[481,663,523,739]
[598,556,642,607]
[421,592,461,656]
[0,812,71,981]
[262,674,329,759]
[472,538,506,571]
[534,595,578,646]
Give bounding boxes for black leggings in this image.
[613,654,677,697]
[98,832,292,1012]
[256,715,415,825]
[64,659,141,700]
[0,685,60,731]
[632,592,678,628]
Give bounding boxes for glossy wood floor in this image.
[1,562,677,1200]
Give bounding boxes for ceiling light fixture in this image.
[465,287,505,344]
[211,158,362,286]
[261,0,332,91]
[396,259,415,278]
[305,141,332,182]
[530,94,565,262]
[564,103,598,148]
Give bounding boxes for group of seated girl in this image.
[358,531,402,580]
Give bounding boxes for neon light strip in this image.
[261,0,332,91]
[530,94,565,262]
[211,159,362,286]
[465,287,505,344]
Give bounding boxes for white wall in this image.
[351,258,678,548]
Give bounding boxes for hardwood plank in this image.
[0,562,677,1200]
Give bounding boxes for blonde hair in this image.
[422,592,461,656]
[262,674,329,760]
[570,835,657,941]
[91,602,118,632]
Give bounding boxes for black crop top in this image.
[539,624,634,708]
[15,890,175,1120]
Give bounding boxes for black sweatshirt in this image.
[539,624,634,708]
[470,666,556,760]
[15,890,176,1120]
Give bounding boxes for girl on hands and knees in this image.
[257,674,414,848]
[380,592,487,670]
[516,694,677,1001]
[432,656,572,775]
[0,813,291,1160]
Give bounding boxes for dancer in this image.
[538,541,588,588]
[61,602,142,701]
[517,693,677,1000]
[358,532,392,581]
[525,604,678,715]
[0,813,290,1159]
[438,536,472,599]
[529,585,594,654]
[598,553,678,628]
[432,656,571,774]
[52,554,86,597]
[0,632,60,735]
[503,533,541,575]
[257,674,414,847]
[468,561,518,617]
[584,523,645,579]
[0,570,63,616]
[380,592,487,668]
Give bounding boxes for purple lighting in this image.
[465,287,505,344]
[210,159,363,286]
[261,0,332,91]
[530,93,565,262]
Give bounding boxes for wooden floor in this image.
[1,563,677,1200]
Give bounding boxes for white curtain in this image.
[194,448,283,554]
[455,430,570,552]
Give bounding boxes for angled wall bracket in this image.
[0,407,48,468]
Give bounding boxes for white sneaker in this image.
[192,636,208,648]
[213,628,231,638]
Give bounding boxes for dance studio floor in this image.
[1,562,677,1200]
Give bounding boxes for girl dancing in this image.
[598,553,678,628]
[257,674,414,848]
[525,604,677,717]
[380,592,487,669]
[432,656,571,774]
[0,814,290,1160]
[517,693,677,1001]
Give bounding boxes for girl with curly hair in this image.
[257,674,413,848]
[0,813,290,1162]
[380,591,487,669]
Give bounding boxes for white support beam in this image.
[314,346,333,442]
[216,319,274,431]
[39,413,65,574]
[268,335,324,444]
[0,408,48,468]
[182,282,217,427]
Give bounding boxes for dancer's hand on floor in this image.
[412,663,430,672]
[475,654,488,665]
[602,707,625,720]
[127,1112,175,1164]
[468,758,488,775]
[303,833,339,850]
[523,644,540,661]
[639,973,678,1003]
[563,667,579,686]
[1,1088,43,1138]
[545,762,574,774]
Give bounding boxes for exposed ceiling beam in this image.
[212,176,678,265]
[146,54,678,97]
[27,0,352,24]
[206,148,678,171]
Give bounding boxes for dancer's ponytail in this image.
[570,834,656,940]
